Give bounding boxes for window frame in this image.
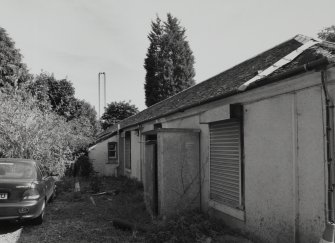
[107,142,118,161]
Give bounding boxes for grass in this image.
[145,210,223,243]
[16,176,151,243]
[0,176,252,243]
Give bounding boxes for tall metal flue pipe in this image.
[98,72,106,118]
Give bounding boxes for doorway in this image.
[145,134,158,215]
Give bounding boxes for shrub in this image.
[74,154,93,178]
[0,92,93,176]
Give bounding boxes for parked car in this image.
[0,158,57,224]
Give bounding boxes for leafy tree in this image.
[0,27,98,175]
[0,27,31,91]
[318,25,335,42]
[100,101,139,130]
[71,99,100,136]
[28,72,76,119]
[144,13,195,107]
[28,72,100,136]
[0,92,93,175]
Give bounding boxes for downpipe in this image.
[115,124,121,177]
[320,70,335,243]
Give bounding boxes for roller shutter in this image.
[209,119,242,208]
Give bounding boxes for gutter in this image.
[247,57,330,90]
[120,57,330,131]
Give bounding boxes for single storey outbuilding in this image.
[88,35,335,243]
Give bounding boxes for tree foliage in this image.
[0,92,93,175]
[28,72,100,136]
[100,101,139,130]
[28,72,76,118]
[318,25,335,42]
[0,26,98,175]
[144,13,195,107]
[0,27,31,91]
[72,99,100,136]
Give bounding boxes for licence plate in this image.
[0,193,8,199]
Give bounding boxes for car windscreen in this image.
[0,162,37,180]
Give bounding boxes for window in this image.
[108,142,118,161]
[125,131,131,170]
[209,119,243,211]
[0,162,37,180]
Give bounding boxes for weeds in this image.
[55,177,73,194]
[21,176,251,243]
[89,172,103,193]
[145,210,224,243]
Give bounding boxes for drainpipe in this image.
[320,70,335,243]
[139,127,143,182]
[115,124,121,177]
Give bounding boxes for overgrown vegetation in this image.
[145,210,223,243]
[0,26,99,176]
[72,153,93,178]
[0,176,252,242]
[0,92,93,175]
[7,176,151,243]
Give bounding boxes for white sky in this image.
[0,0,334,113]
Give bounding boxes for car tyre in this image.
[31,199,45,225]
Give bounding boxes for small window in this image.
[108,142,118,160]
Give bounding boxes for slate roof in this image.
[96,124,118,141]
[96,35,335,141]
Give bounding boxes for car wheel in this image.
[32,199,45,225]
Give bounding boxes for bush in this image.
[0,92,94,176]
[74,154,93,178]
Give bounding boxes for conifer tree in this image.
[144,14,195,107]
